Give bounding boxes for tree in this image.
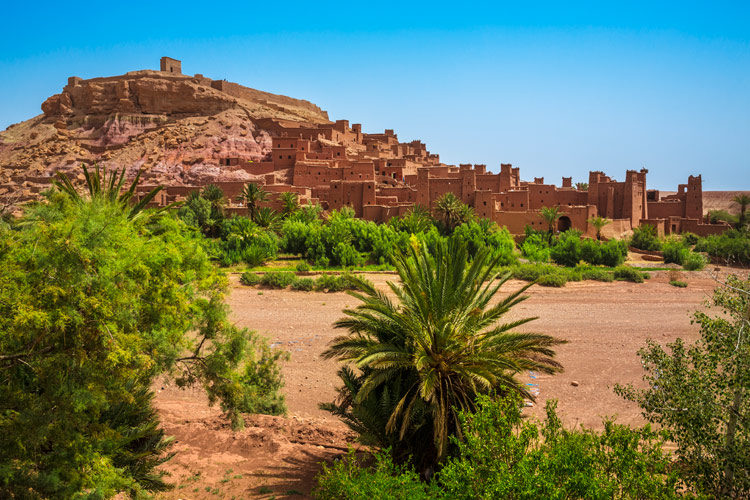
[280,191,300,218]
[254,206,282,232]
[322,237,565,471]
[539,206,562,243]
[434,193,473,234]
[237,182,269,221]
[732,194,750,229]
[54,163,169,221]
[587,215,611,240]
[390,204,433,234]
[0,180,286,497]
[576,182,589,191]
[615,273,750,498]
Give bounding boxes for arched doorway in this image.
[558,216,572,232]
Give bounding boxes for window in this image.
[288,155,292,159]
[278,155,283,159]
[520,203,524,207]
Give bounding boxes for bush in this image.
[630,225,662,251]
[315,395,688,500]
[314,273,358,292]
[694,230,750,265]
[291,277,315,291]
[662,239,689,265]
[260,271,296,289]
[682,252,707,271]
[614,266,645,283]
[681,232,699,246]
[520,233,550,263]
[296,261,312,273]
[578,266,614,282]
[598,239,628,267]
[314,449,436,500]
[536,273,568,287]
[550,231,582,267]
[240,272,260,286]
[512,263,560,282]
[669,280,688,288]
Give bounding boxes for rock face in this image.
[0,68,330,204]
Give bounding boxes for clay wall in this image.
[160,57,182,74]
[648,201,685,219]
[474,191,494,219]
[378,186,417,203]
[329,180,376,216]
[497,190,529,211]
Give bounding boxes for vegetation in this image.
[630,224,662,251]
[732,194,750,228]
[236,182,269,221]
[433,192,475,234]
[616,273,750,498]
[539,206,562,243]
[0,180,286,497]
[695,229,750,265]
[588,215,611,240]
[321,238,565,471]
[315,395,690,500]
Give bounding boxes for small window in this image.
[520,203,524,207]
[288,155,292,159]
[278,155,283,159]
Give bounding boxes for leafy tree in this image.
[236,182,269,221]
[434,193,473,234]
[539,206,562,243]
[54,163,168,221]
[254,206,282,232]
[588,215,611,240]
[576,182,589,191]
[615,273,750,498]
[322,238,564,471]
[0,185,286,497]
[280,191,300,217]
[732,194,750,229]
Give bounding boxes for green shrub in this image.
[662,239,689,265]
[598,239,628,267]
[578,266,614,282]
[682,252,707,271]
[260,271,296,289]
[512,263,560,282]
[437,395,688,500]
[707,209,738,225]
[313,449,436,500]
[630,225,662,251]
[681,232,699,246]
[669,280,688,288]
[694,230,750,265]
[537,273,568,287]
[550,231,582,267]
[240,272,260,286]
[614,266,645,283]
[520,233,551,263]
[314,273,358,292]
[291,277,315,291]
[296,261,312,273]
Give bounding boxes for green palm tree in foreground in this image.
[587,215,611,240]
[732,194,750,229]
[322,238,565,467]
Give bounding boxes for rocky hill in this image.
[0,66,330,204]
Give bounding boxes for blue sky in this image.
[1,1,748,189]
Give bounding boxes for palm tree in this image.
[280,191,299,218]
[539,206,562,243]
[236,183,269,221]
[254,207,281,232]
[434,192,471,234]
[322,238,565,469]
[587,215,611,240]
[576,182,589,191]
[54,163,168,221]
[732,194,750,229]
[393,204,434,234]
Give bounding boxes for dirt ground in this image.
[155,266,745,500]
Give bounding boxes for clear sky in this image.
[1,1,748,189]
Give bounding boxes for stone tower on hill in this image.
[160,56,181,74]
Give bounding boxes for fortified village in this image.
[0,57,729,238]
